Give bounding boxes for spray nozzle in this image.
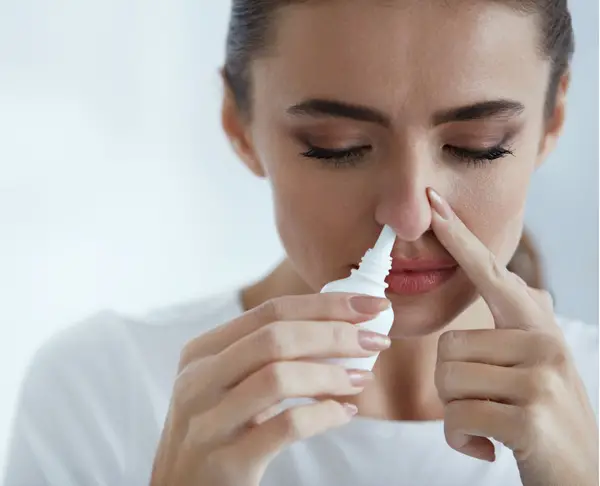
[352,224,397,287]
[373,224,396,257]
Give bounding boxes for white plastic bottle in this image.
[277,225,396,412]
[321,224,396,372]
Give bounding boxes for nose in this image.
[375,156,435,242]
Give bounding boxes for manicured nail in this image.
[342,402,359,417]
[427,188,453,220]
[461,445,496,463]
[347,369,374,388]
[358,330,391,351]
[350,295,390,315]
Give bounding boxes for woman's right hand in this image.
[149,292,391,486]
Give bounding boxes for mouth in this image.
[386,258,458,296]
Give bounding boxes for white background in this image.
[0,0,597,474]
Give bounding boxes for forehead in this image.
[251,0,550,117]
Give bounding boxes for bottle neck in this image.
[354,248,392,287]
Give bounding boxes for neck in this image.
[241,259,494,422]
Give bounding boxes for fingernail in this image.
[347,369,374,388]
[427,188,453,220]
[342,402,359,417]
[358,330,391,351]
[350,295,390,315]
[460,444,496,463]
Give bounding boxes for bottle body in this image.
[320,270,394,372]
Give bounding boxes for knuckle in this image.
[172,373,189,408]
[328,322,353,349]
[172,359,211,412]
[279,408,304,440]
[435,362,454,393]
[518,404,539,440]
[258,323,290,360]
[437,331,462,360]
[173,366,195,408]
[259,298,286,323]
[179,329,222,371]
[535,332,568,367]
[179,341,197,371]
[532,289,554,308]
[261,362,289,397]
[526,366,560,401]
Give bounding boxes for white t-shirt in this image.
[3,291,598,486]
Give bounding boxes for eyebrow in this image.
[287,99,391,127]
[287,98,525,127]
[432,100,525,125]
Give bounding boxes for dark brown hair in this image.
[224,0,570,290]
[224,0,574,118]
[507,229,546,289]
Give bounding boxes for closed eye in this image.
[299,143,514,168]
[444,144,515,165]
[301,144,371,166]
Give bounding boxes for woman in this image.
[4,1,598,485]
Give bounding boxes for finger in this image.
[437,329,533,366]
[179,293,390,368]
[444,399,526,457]
[437,329,565,368]
[227,399,355,470]
[435,361,534,405]
[173,318,385,418]
[216,319,389,388]
[210,362,369,437]
[427,188,538,329]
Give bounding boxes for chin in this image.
[386,271,478,338]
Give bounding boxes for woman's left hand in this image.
[428,189,598,486]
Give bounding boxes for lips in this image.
[390,258,457,272]
[385,258,458,296]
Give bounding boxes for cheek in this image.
[258,140,378,286]
[453,161,534,264]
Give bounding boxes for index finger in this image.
[179,292,390,368]
[427,188,535,319]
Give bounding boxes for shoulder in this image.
[555,315,598,414]
[3,290,243,484]
[14,289,244,423]
[25,289,243,380]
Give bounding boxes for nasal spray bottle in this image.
[279,225,396,412]
[320,223,396,371]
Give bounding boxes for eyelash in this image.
[444,145,515,166]
[301,144,514,168]
[300,145,370,167]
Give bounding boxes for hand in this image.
[428,188,598,486]
[149,292,391,486]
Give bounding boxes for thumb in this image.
[447,431,496,462]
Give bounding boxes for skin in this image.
[148,1,597,485]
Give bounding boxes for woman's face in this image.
[225,0,565,336]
